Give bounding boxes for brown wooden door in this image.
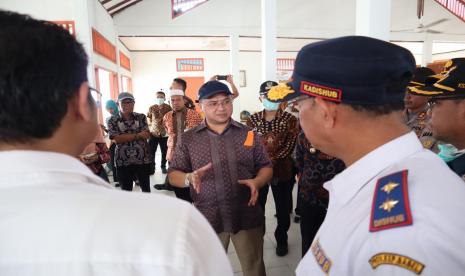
[179,76,205,113]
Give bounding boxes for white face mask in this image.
[155,98,165,105]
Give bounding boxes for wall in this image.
[0,0,74,20]
[433,49,465,61]
[131,50,297,120]
[0,0,132,88]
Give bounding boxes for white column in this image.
[422,34,433,67]
[229,33,241,121]
[355,0,391,41]
[72,0,95,87]
[261,0,277,81]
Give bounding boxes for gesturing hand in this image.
[238,179,259,206]
[188,163,213,194]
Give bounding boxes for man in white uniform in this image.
[266,36,465,275]
[0,10,232,276]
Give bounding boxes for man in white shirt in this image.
[0,10,232,276]
[267,36,465,275]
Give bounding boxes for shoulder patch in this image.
[369,170,412,232]
[369,253,425,275]
[244,131,254,147]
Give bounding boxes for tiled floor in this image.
[112,153,302,276]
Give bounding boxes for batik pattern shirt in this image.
[246,109,299,182]
[147,103,172,137]
[163,108,203,161]
[295,132,345,207]
[108,112,151,167]
[169,120,272,233]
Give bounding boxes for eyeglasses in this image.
[427,96,465,109]
[202,97,233,109]
[89,87,101,101]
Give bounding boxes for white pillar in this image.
[355,0,391,41]
[261,0,277,81]
[422,34,433,67]
[72,0,95,87]
[229,33,241,121]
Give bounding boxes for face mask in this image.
[262,98,280,111]
[155,98,165,105]
[438,144,465,162]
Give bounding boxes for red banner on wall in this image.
[119,51,131,71]
[92,28,116,63]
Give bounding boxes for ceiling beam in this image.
[111,0,143,17]
[108,0,132,12]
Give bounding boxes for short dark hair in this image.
[345,72,410,116]
[156,91,165,96]
[0,10,88,143]
[173,78,187,91]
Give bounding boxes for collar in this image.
[447,153,465,177]
[0,150,111,188]
[194,119,242,133]
[118,112,135,120]
[324,132,423,205]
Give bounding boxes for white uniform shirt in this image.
[296,132,465,276]
[0,151,233,276]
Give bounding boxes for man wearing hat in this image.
[410,59,465,179]
[168,81,273,276]
[246,80,300,256]
[267,36,465,275]
[108,92,152,192]
[403,67,438,152]
[155,87,202,201]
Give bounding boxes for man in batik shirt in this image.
[108,92,152,192]
[246,80,300,257]
[168,81,273,276]
[147,90,172,174]
[294,131,345,257]
[153,88,202,201]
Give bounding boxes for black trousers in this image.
[298,195,327,257]
[173,187,192,203]
[149,136,168,169]
[117,164,151,193]
[258,180,292,245]
[109,143,118,182]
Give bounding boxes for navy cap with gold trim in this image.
[408,67,436,88]
[409,62,465,99]
[266,36,416,104]
[406,67,436,96]
[425,58,465,85]
[260,81,278,95]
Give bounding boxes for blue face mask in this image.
[262,98,280,111]
[155,98,165,105]
[438,144,464,162]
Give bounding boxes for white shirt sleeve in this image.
[181,206,234,276]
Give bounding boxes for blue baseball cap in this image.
[198,81,232,101]
[266,36,416,105]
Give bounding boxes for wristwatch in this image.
[184,173,191,187]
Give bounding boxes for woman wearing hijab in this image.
[105,100,119,184]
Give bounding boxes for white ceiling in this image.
[114,0,465,53]
[119,36,465,56]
